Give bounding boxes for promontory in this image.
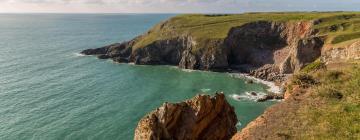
[82,12,360,139]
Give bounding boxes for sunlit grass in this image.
[131,12,360,52]
[288,64,360,139]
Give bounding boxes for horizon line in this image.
[0,10,359,15]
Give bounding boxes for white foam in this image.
[230,94,243,101]
[229,91,267,102]
[229,73,282,94]
[181,69,197,73]
[200,88,211,92]
[74,53,86,57]
[236,122,242,127]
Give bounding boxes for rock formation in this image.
[321,40,360,63]
[81,20,324,83]
[226,21,323,82]
[134,93,238,140]
[81,13,360,140]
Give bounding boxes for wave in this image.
[236,122,242,127]
[181,69,197,73]
[229,91,267,102]
[229,73,282,94]
[200,88,211,92]
[73,53,86,57]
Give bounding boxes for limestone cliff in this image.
[134,93,238,140]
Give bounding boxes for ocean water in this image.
[0,14,274,140]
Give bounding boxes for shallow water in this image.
[0,14,274,140]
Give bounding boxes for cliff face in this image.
[226,21,323,81]
[81,13,360,140]
[321,40,360,63]
[81,20,324,82]
[134,93,238,140]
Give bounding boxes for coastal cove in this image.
[0,14,276,140]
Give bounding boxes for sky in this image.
[0,0,359,13]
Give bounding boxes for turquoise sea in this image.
[0,14,274,140]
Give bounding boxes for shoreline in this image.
[81,53,285,96]
[229,73,284,94]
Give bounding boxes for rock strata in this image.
[134,93,238,140]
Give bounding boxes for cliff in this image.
[82,12,360,140]
[82,12,360,82]
[134,93,238,140]
[232,63,360,139]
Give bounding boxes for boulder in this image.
[257,93,284,102]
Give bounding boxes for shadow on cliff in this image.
[224,21,324,77]
[225,21,291,72]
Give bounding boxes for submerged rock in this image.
[250,92,257,96]
[134,93,238,140]
[245,80,254,84]
[257,93,284,102]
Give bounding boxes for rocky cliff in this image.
[82,20,324,82]
[82,13,360,140]
[226,21,323,81]
[134,93,238,140]
[321,40,360,63]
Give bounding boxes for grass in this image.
[301,59,325,73]
[131,12,360,52]
[285,64,360,139]
[332,32,360,44]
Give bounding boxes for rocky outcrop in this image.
[321,40,360,63]
[130,37,188,65]
[179,39,230,70]
[81,20,324,82]
[134,93,238,140]
[225,21,324,82]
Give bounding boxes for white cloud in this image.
[0,0,359,13]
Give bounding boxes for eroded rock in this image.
[134,93,238,140]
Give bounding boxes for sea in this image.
[0,14,275,140]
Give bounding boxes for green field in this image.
[133,12,360,51]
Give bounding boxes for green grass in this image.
[301,59,326,73]
[131,12,360,52]
[332,32,360,44]
[285,65,360,139]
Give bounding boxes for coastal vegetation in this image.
[284,63,360,139]
[134,12,360,51]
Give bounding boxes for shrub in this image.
[291,73,317,88]
[325,71,343,81]
[302,60,325,73]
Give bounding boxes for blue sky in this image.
[0,0,359,13]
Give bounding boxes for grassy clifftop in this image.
[133,12,360,51]
[288,62,360,139]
